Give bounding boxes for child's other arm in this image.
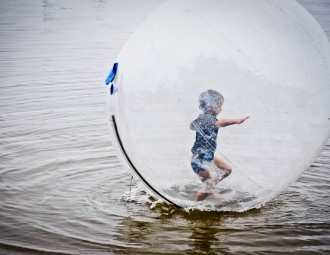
[216,116,249,128]
[190,122,196,130]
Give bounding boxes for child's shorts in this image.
[191,151,214,173]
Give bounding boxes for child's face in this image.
[210,103,222,115]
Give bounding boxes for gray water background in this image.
[0,0,329,254]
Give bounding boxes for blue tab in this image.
[105,62,118,85]
[110,83,118,95]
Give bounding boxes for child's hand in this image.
[236,116,250,124]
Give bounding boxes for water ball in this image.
[106,0,330,211]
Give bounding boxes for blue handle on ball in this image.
[105,62,118,85]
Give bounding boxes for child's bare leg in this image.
[213,157,232,183]
[195,170,215,201]
[197,169,211,182]
[195,159,232,201]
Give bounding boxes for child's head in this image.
[199,89,224,115]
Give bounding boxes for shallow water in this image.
[0,0,330,254]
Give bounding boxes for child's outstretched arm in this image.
[216,116,249,128]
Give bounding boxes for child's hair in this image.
[199,89,224,111]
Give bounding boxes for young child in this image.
[190,89,249,201]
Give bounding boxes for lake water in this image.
[0,0,329,254]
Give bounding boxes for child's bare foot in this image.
[195,192,208,201]
[195,191,216,201]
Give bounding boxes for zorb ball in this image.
[106,0,330,211]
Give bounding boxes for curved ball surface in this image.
[107,0,330,211]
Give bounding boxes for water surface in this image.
[0,0,329,254]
